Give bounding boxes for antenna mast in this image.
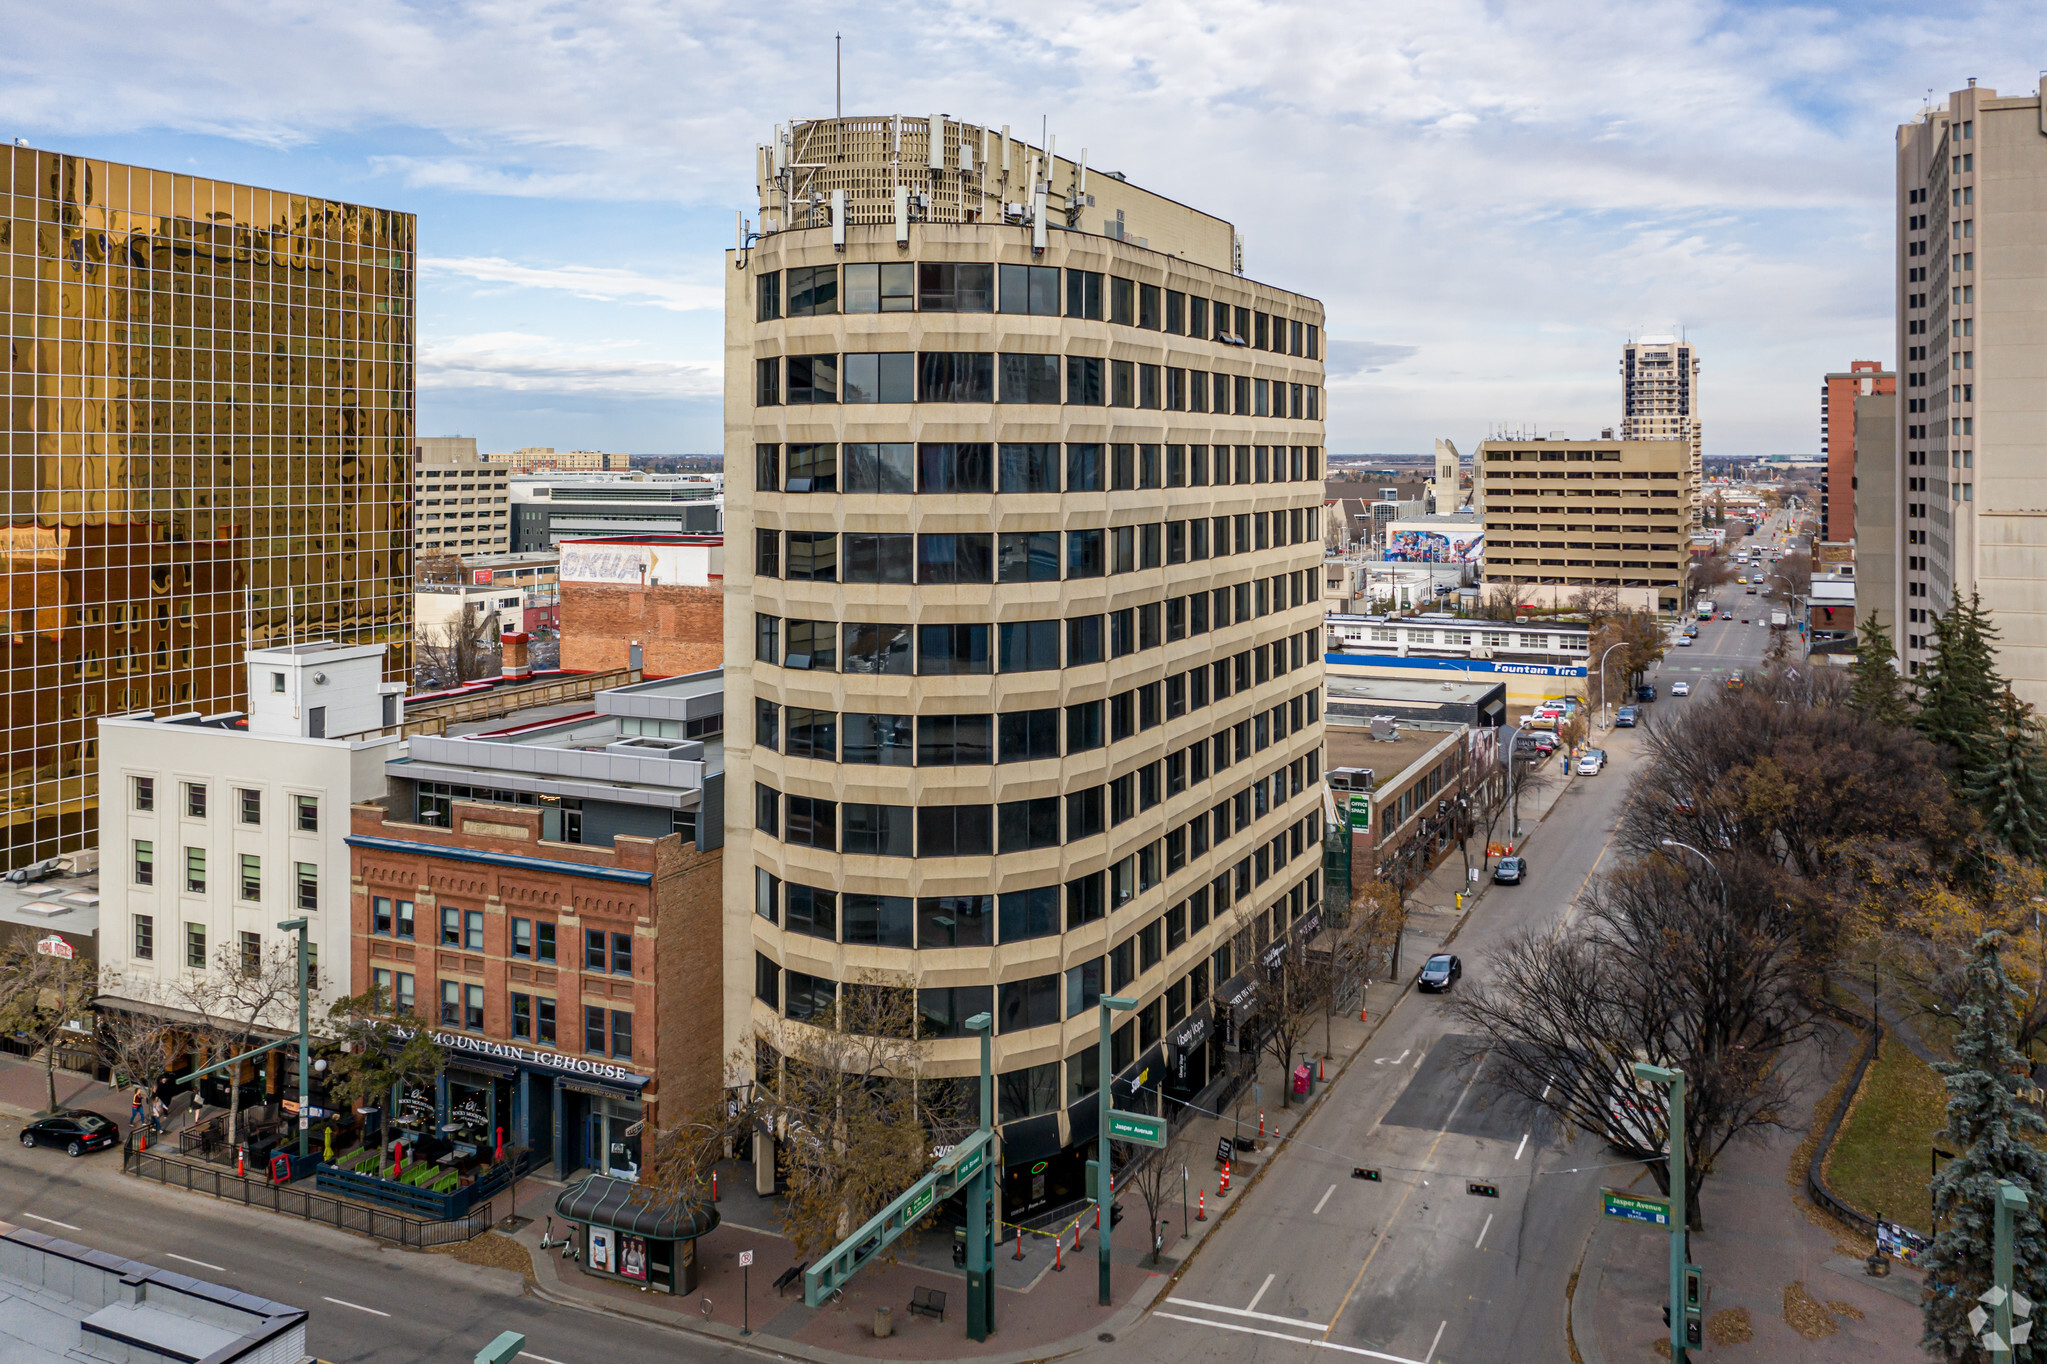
[836,33,842,120]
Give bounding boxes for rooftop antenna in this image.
[835,33,841,120]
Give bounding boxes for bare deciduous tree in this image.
[749,973,940,1260]
[0,941,98,1114]
[1449,852,1823,1228]
[416,610,501,690]
[1114,1118,1195,1265]
[167,938,308,1148]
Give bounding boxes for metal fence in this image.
[124,1139,493,1248]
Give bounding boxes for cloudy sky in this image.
[6,0,2040,456]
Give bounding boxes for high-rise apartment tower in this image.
[1,147,415,869]
[1885,81,2047,694]
[724,115,1328,1218]
[1620,336,1702,520]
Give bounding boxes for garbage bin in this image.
[873,1306,893,1339]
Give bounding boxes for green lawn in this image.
[1824,1035,1948,1237]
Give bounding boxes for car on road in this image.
[1636,684,1656,701]
[1720,611,1734,620]
[1727,670,1745,691]
[1675,634,1692,646]
[1671,681,1691,697]
[1516,731,1559,756]
[1685,624,1699,637]
[1418,953,1463,993]
[19,1109,119,1157]
[1493,856,1527,884]
[1615,706,1639,728]
[1746,586,1758,594]
[1578,749,1607,775]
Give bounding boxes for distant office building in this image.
[414,438,511,555]
[1818,363,1895,545]
[1474,435,1697,613]
[487,447,632,473]
[512,475,722,551]
[1888,80,2047,697]
[1620,337,1702,520]
[0,145,413,871]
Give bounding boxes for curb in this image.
[1567,1219,1609,1364]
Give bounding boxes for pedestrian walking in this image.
[130,1087,145,1128]
[148,1094,166,1135]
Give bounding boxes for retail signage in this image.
[1327,651,1587,679]
[1348,794,1372,831]
[433,1032,647,1086]
[35,934,74,959]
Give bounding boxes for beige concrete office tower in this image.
[1889,81,2047,695]
[1475,435,1696,614]
[723,115,1328,1216]
[1620,337,1702,521]
[413,437,511,556]
[2,146,413,870]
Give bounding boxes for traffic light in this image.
[1683,1265,1704,1347]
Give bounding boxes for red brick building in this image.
[346,669,726,1178]
[1820,361,1895,544]
[556,536,724,678]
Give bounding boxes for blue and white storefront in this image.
[435,1032,651,1182]
[1323,614,1590,706]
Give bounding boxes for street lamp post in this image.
[964,1011,995,1341]
[1096,995,1138,1307]
[1658,838,1727,913]
[1596,641,1627,733]
[277,917,311,1158]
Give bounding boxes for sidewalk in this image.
[501,768,1584,1362]
[0,1053,127,1125]
[1571,1026,1920,1364]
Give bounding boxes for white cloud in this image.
[424,256,724,312]
[6,0,2043,451]
[421,332,721,399]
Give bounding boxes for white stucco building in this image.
[97,643,405,1032]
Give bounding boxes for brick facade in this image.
[559,581,724,678]
[348,798,724,1142]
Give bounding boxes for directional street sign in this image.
[1603,1189,1672,1227]
[1108,1109,1167,1148]
[902,1186,935,1225]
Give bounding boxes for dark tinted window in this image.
[785,441,835,491]
[919,896,994,949]
[918,262,993,312]
[787,264,838,316]
[997,531,1060,582]
[918,352,995,402]
[1065,444,1103,492]
[998,620,1059,672]
[843,894,914,947]
[918,804,993,857]
[844,441,914,492]
[917,533,994,584]
[1066,530,1103,578]
[998,708,1060,762]
[842,623,911,674]
[842,713,913,765]
[1065,269,1103,319]
[787,354,837,404]
[843,533,912,584]
[844,262,913,312]
[999,888,1060,942]
[918,442,993,493]
[842,352,914,403]
[998,443,1060,493]
[1066,356,1103,405]
[998,353,1061,404]
[998,797,1060,852]
[918,714,992,766]
[1000,264,1061,315]
[841,803,913,856]
[785,532,836,581]
[998,974,1060,1032]
[756,271,780,321]
[917,624,991,675]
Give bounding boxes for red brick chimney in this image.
[501,631,531,681]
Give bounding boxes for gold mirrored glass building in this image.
[3,146,414,869]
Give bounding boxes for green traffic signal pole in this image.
[1098,995,1137,1307]
[965,1011,995,1342]
[278,918,310,1158]
[1635,1062,1687,1363]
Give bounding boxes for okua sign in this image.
[433,1032,647,1087]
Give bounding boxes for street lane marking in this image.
[323,1296,390,1317]
[1514,1133,1529,1161]
[164,1253,227,1273]
[1424,1320,1448,1364]
[1166,1296,1334,1329]
[519,1355,570,1364]
[21,1213,80,1230]
[1249,1272,1276,1312]
[1474,1213,1493,1250]
[1155,1311,1429,1364]
[1314,1184,1336,1216]
[1373,1049,1411,1067]
[1325,1054,1490,1338]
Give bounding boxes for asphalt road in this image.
[0,1130,744,1364]
[1123,614,1772,1364]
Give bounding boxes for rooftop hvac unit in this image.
[1370,716,1400,742]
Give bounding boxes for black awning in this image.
[1000,1112,1063,1165]
[554,1176,718,1241]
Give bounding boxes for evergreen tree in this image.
[1961,687,2047,862]
[1848,614,1912,729]
[1918,590,2004,771]
[1920,933,2047,1361]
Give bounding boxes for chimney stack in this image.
[501,632,531,682]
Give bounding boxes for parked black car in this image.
[20,1109,119,1157]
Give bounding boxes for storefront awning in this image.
[555,1176,718,1241]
